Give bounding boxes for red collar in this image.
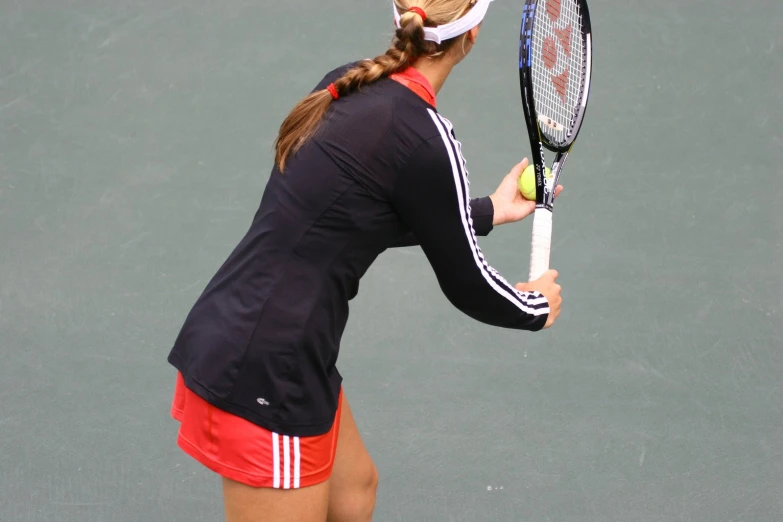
[390,67,436,107]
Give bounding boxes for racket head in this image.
[520,0,592,152]
[519,0,592,204]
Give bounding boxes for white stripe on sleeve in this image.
[427,109,549,317]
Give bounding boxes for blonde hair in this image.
[274,0,478,172]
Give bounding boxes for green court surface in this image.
[1,1,781,521]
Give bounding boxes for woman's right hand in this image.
[515,270,562,329]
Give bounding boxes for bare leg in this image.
[327,394,379,522]
[222,476,330,522]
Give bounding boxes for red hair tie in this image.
[408,6,427,21]
[326,83,339,100]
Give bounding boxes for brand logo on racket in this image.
[542,0,573,104]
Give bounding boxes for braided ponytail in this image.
[274,1,472,171]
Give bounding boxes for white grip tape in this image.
[529,209,553,281]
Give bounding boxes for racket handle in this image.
[529,208,553,281]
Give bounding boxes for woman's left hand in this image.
[488,158,563,226]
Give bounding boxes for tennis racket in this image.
[519,0,593,281]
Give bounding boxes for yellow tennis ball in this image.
[518,165,551,200]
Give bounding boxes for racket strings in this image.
[530,0,585,146]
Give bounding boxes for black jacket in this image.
[167,64,549,437]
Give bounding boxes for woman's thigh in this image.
[223,476,330,522]
[326,394,379,522]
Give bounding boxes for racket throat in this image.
[539,151,568,210]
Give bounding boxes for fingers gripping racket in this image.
[519,0,593,281]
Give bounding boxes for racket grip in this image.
[528,208,553,281]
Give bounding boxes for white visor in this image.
[392,0,495,45]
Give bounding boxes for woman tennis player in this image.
[167,0,563,520]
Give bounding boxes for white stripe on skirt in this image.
[283,435,291,489]
[271,432,301,489]
[293,437,301,489]
[272,432,280,489]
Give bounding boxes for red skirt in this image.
[171,372,343,489]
